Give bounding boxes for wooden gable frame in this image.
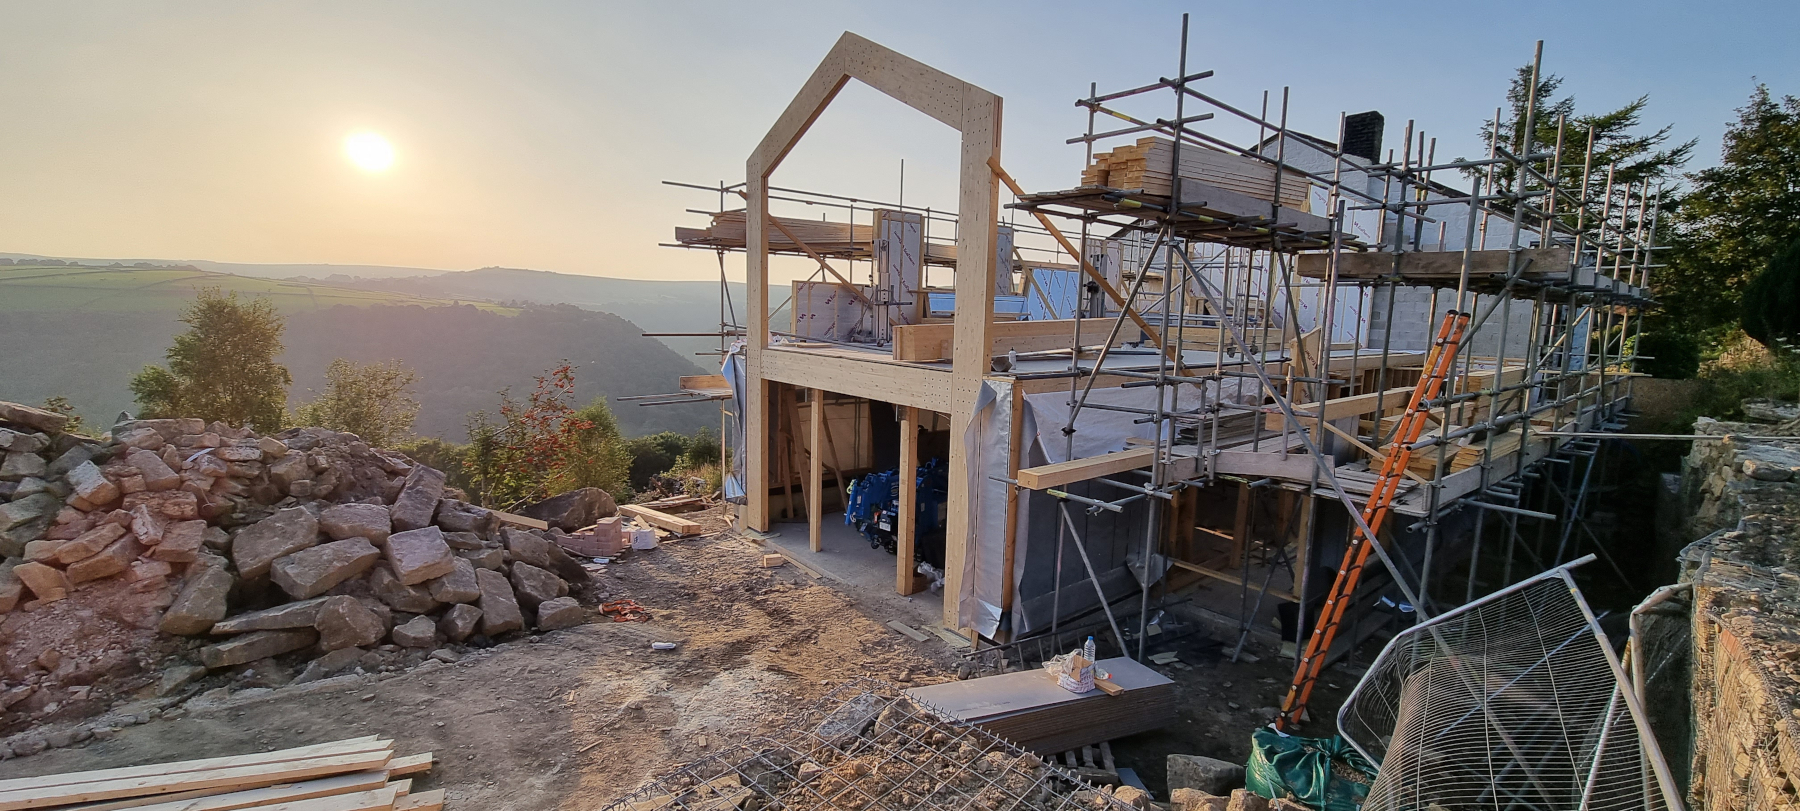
[743,32,1002,626]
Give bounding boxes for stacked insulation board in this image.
[1081,137,1310,210]
[904,656,1175,754]
[0,737,442,811]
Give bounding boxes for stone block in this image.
[0,428,48,454]
[47,445,96,479]
[125,448,180,491]
[509,562,567,610]
[459,547,505,570]
[385,526,455,585]
[392,615,437,647]
[0,567,23,613]
[199,628,317,669]
[1168,754,1245,797]
[536,596,584,630]
[475,568,524,635]
[503,526,552,569]
[151,519,208,563]
[123,490,199,520]
[389,465,447,531]
[210,596,333,634]
[439,603,482,642]
[519,487,617,531]
[67,533,144,583]
[1225,789,1268,811]
[319,502,392,545]
[271,537,381,599]
[160,564,234,635]
[232,507,320,579]
[1171,788,1228,811]
[0,400,68,433]
[0,492,60,533]
[24,539,64,563]
[369,563,438,613]
[1,451,47,482]
[433,499,498,538]
[293,647,363,684]
[129,504,166,545]
[315,595,386,651]
[427,557,481,604]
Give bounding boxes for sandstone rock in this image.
[24,539,64,563]
[67,533,144,583]
[152,519,208,563]
[203,525,231,552]
[434,499,498,538]
[46,445,96,479]
[199,628,317,669]
[68,461,120,506]
[385,526,455,585]
[293,647,363,683]
[519,487,617,531]
[427,557,481,604]
[210,596,333,634]
[475,568,524,635]
[1168,754,1244,797]
[0,567,22,613]
[0,400,69,433]
[1225,789,1268,811]
[14,561,71,602]
[271,537,381,599]
[269,453,310,491]
[459,547,505,570]
[439,603,482,641]
[1170,788,1228,811]
[442,531,487,550]
[389,466,447,531]
[0,492,60,532]
[0,451,47,482]
[0,427,48,454]
[369,563,438,613]
[117,426,165,450]
[509,562,567,610]
[161,565,234,634]
[503,527,553,569]
[158,664,208,696]
[258,436,288,458]
[1113,785,1151,810]
[127,558,173,582]
[217,446,261,462]
[315,596,386,651]
[232,507,320,579]
[56,522,125,564]
[392,615,437,647]
[123,490,199,520]
[320,503,392,545]
[130,504,166,545]
[542,539,592,585]
[536,596,584,630]
[125,448,180,491]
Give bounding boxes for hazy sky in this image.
[3,1,1794,285]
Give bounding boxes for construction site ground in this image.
[0,504,1360,807]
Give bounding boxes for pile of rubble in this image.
[0,400,609,744]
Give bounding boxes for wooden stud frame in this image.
[743,32,1002,627]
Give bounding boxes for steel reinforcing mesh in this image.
[1339,575,1672,811]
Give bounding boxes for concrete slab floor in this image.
[759,512,949,640]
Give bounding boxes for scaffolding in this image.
[658,21,1666,732]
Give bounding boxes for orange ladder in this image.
[1276,309,1471,730]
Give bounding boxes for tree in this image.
[40,396,86,436]
[555,398,632,498]
[1659,87,1800,338]
[462,363,595,508]
[129,288,291,429]
[293,358,421,447]
[1471,63,1694,201]
[625,431,691,490]
[1742,238,1800,352]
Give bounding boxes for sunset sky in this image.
[2,1,1795,285]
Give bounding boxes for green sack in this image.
[1244,727,1378,811]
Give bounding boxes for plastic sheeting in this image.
[722,342,747,504]
[956,380,1011,638]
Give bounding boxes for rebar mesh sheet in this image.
[1339,574,1672,810]
[602,679,1137,811]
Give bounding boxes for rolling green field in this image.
[0,265,520,314]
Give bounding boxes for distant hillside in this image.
[0,253,451,280]
[0,264,712,439]
[332,267,790,360]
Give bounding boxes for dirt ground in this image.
[0,505,1361,807]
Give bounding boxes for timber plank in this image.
[383,754,433,778]
[0,752,394,811]
[253,785,399,811]
[0,738,387,794]
[1015,448,1155,490]
[394,790,445,811]
[618,505,702,535]
[90,772,391,811]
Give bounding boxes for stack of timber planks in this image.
[904,657,1175,755]
[0,737,442,811]
[1081,137,1309,210]
[674,210,872,255]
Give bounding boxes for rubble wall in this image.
[1680,417,1800,811]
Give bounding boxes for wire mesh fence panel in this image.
[1337,567,1680,810]
[602,679,1139,811]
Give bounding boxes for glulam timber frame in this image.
[742,32,1001,627]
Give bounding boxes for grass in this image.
[0,265,521,314]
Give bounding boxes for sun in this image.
[343,132,395,172]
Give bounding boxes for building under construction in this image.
[659,22,1664,734]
